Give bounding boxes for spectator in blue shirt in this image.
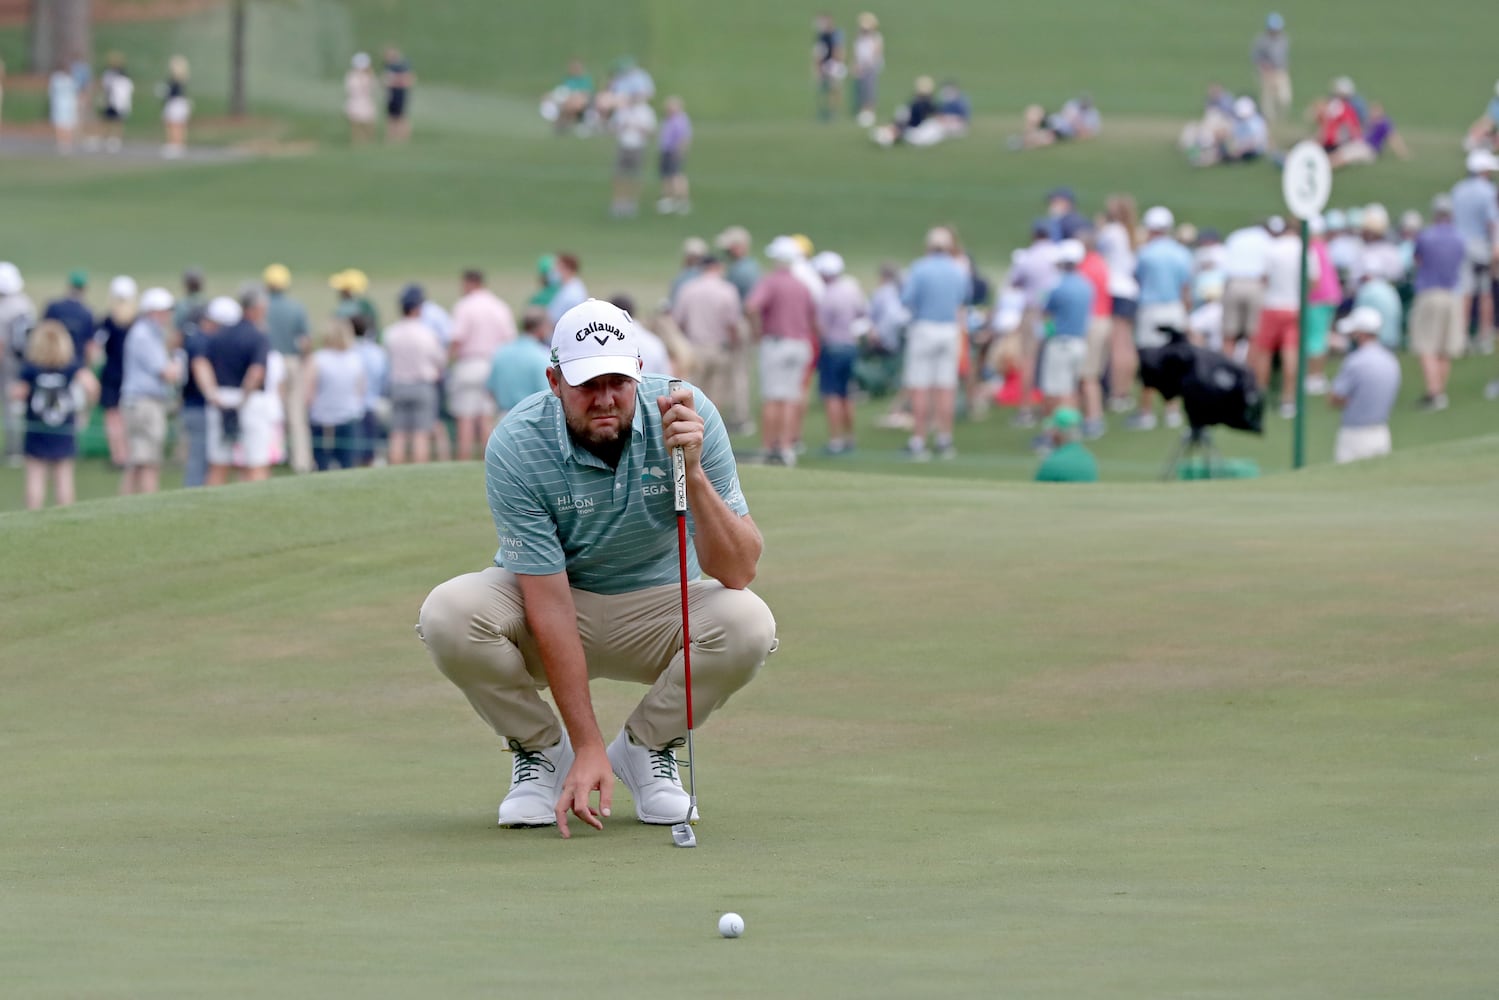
[1130,206,1193,430]
[899,226,970,459]
[488,307,552,416]
[1039,241,1094,433]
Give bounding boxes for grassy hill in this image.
[3,446,1498,996]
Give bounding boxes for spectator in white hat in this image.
[194,292,272,486]
[345,53,377,145]
[811,250,868,454]
[746,238,819,465]
[897,226,968,459]
[118,287,180,496]
[1330,307,1400,463]
[92,275,139,468]
[1451,149,1499,353]
[1038,239,1092,429]
[1128,206,1191,430]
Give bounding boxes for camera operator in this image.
[1329,306,1400,464]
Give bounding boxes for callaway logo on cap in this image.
[550,299,643,386]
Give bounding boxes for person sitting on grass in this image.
[1010,94,1100,150]
[1329,102,1409,169]
[540,58,596,135]
[10,320,98,510]
[1196,97,1269,167]
[1033,406,1097,482]
[869,75,936,147]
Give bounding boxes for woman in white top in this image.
[345,53,377,145]
[304,318,367,471]
[159,56,191,157]
[49,64,79,153]
[852,13,884,128]
[1097,193,1140,412]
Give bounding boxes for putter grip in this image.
[668,379,687,513]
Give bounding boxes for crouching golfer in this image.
[419,299,777,838]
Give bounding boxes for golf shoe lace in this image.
[508,739,556,784]
[650,738,686,782]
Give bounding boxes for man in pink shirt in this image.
[672,256,748,430]
[449,268,517,460]
[745,237,819,466]
[1076,229,1113,438]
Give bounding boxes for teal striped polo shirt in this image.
[485,375,749,595]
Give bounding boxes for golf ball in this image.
[718,912,744,938]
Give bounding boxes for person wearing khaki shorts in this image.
[118,287,181,496]
[417,299,776,839]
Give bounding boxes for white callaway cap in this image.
[206,296,243,326]
[139,287,175,313]
[550,298,643,386]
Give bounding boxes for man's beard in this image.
[564,395,634,467]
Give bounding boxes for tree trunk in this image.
[51,0,91,73]
[229,0,247,117]
[28,0,55,74]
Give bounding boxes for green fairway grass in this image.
[3,444,1499,997]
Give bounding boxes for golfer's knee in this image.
[700,588,778,677]
[417,573,525,682]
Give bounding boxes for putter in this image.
[667,379,699,849]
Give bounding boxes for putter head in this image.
[671,822,697,848]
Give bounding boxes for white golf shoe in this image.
[497,730,574,828]
[606,727,698,825]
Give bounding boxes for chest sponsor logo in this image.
[640,464,672,496]
[553,494,598,512]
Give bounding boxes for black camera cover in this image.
[1138,328,1264,434]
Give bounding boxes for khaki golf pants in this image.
[417,567,777,751]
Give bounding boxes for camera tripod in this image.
[1160,426,1227,480]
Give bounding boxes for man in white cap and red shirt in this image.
[417,298,777,839]
[1329,305,1400,464]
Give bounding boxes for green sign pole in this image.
[1293,217,1310,470]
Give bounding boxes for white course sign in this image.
[1282,141,1333,221]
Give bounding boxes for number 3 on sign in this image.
[1282,142,1333,221]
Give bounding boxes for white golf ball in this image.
[717,912,744,938]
